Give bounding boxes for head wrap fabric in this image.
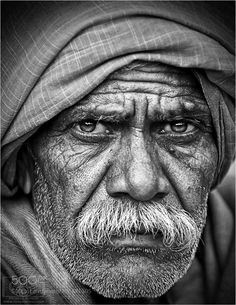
[1,2,235,195]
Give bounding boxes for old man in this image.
[1,2,235,304]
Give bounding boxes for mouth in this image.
[111,230,164,250]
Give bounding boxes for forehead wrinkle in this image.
[74,93,134,119]
[148,96,210,120]
[92,80,202,97]
[109,71,198,88]
[73,91,209,123]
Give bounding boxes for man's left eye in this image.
[74,120,110,134]
[161,121,195,134]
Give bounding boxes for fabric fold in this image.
[1,197,93,304]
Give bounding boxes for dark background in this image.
[1,1,235,31]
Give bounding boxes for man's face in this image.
[31,63,217,299]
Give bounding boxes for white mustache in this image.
[74,199,200,252]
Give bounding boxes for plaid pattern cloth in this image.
[1,1,235,195]
[1,198,92,304]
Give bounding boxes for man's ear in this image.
[17,144,34,194]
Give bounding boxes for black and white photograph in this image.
[1,1,235,304]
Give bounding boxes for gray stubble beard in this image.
[32,162,207,299]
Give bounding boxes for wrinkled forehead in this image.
[95,63,202,107]
[75,61,208,119]
[94,61,202,93]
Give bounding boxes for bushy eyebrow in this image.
[60,106,212,132]
[61,105,130,125]
[152,107,211,121]
[149,95,211,120]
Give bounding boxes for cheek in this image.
[160,137,218,213]
[33,136,115,212]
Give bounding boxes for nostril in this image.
[110,191,127,198]
[155,192,168,199]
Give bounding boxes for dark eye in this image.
[161,121,195,134]
[73,120,110,134]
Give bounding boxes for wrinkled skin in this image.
[30,62,218,300]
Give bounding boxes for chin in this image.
[70,245,197,299]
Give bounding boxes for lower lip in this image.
[111,234,164,249]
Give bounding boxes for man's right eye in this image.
[72,120,111,136]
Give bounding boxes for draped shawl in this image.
[1,1,235,304]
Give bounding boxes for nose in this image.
[106,132,170,201]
